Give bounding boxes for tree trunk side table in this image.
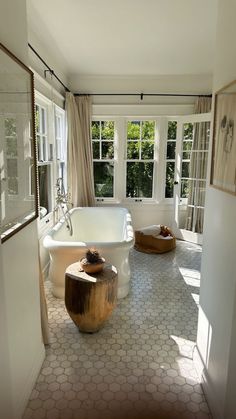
[65,262,118,333]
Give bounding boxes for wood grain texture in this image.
[65,263,117,333]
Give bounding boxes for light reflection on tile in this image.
[23,241,211,419]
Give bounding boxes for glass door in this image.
[172,113,211,244]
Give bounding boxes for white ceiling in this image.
[27,0,218,78]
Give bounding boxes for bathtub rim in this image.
[43,206,134,251]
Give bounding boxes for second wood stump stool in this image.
[65,262,118,333]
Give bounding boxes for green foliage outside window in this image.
[126,121,155,198]
[126,162,153,198]
[165,162,175,198]
[101,121,114,139]
[168,121,177,139]
[127,121,140,139]
[92,121,115,197]
[165,121,177,198]
[93,162,113,197]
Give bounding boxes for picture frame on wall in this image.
[211,80,236,195]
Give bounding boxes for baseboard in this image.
[194,345,223,419]
[16,343,45,419]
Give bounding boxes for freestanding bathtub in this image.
[43,207,134,299]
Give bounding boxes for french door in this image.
[171,113,211,244]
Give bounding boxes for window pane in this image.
[43,138,47,161]
[5,118,16,136]
[91,121,100,139]
[102,142,114,159]
[127,141,139,159]
[165,161,175,198]
[181,179,190,198]
[92,141,100,159]
[37,135,41,161]
[141,141,154,159]
[190,151,208,180]
[182,151,191,160]
[127,121,140,140]
[8,177,18,195]
[182,161,190,178]
[166,141,176,159]
[93,162,114,197]
[168,121,177,140]
[56,139,61,160]
[183,123,193,140]
[38,165,50,212]
[192,121,210,150]
[7,158,17,177]
[35,107,40,133]
[183,141,193,151]
[101,121,114,140]
[6,138,17,157]
[187,180,206,207]
[142,121,155,140]
[41,108,46,134]
[58,162,65,184]
[56,116,62,138]
[126,162,153,198]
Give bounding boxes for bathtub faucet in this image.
[54,178,73,236]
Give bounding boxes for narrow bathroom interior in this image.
[1,2,236,419]
[24,241,210,419]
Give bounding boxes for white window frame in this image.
[35,91,66,228]
[91,115,166,205]
[124,117,157,202]
[92,117,117,203]
[91,104,207,208]
[55,105,66,187]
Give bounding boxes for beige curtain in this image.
[38,246,50,345]
[66,92,95,207]
[185,97,212,233]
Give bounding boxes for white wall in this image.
[27,24,69,98]
[0,1,45,418]
[196,1,236,418]
[0,241,13,419]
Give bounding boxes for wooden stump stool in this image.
[65,262,117,333]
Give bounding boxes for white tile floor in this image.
[24,241,211,419]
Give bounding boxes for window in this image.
[165,121,177,198]
[90,113,211,209]
[36,92,66,219]
[36,104,50,162]
[126,120,155,199]
[181,123,194,198]
[4,117,18,195]
[55,106,66,183]
[36,101,52,215]
[91,120,115,198]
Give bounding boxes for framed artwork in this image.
[211,80,236,195]
[0,43,38,242]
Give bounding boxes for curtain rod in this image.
[28,43,70,92]
[28,44,212,100]
[74,92,212,99]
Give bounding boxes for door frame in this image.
[171,112,212,244]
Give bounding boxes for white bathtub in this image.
[43,207,134,299]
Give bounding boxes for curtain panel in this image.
[66,93,95,207]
